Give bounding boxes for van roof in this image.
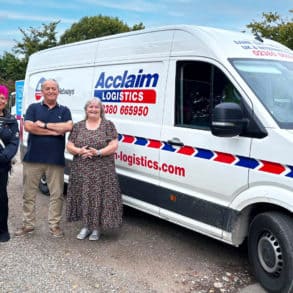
[27,25,293,72]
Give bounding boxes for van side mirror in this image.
[211,102,245,137]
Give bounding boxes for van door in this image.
[159,59,252,237]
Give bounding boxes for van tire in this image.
[39,175,50,196]
[248,212,293,293]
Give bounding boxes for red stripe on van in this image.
[177,146,196,156]
[214,152,236,164]
[148,139,162,148]
[259,161,286,174]
[122,135,135,143]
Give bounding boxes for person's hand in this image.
[87,147,98,158]
[50,131,62,136]
[80,146,92,159]
[35,120,45,128]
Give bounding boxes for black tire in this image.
[248,212,293,293]
[39,175,50,196]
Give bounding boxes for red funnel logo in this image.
[35,78,46,100]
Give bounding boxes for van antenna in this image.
[254,32,264,43]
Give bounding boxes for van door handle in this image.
[167,138,184,146]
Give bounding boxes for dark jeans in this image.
[0,171,9,233]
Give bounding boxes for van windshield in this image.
[232,59,293,129]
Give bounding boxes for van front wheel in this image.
[248,212,293,293]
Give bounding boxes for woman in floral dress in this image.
[66,98,122,240]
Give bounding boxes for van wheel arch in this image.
[248,211,293,293]
[231,203,290,246]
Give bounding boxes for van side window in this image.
[175,61,240,129]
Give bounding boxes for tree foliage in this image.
[13,21,59,62]
[247,11,293,49]
[59,15,144,44]
[0,21,60,83]
[0,52,26,92]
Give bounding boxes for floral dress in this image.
[66,119,122,231]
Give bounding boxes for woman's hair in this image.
[0,85,9,100]
[84,97,105,119]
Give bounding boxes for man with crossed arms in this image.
[15,79,73,238]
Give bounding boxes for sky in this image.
[0,0,292,57]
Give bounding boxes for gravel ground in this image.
[2,156,156,293]
[0,155,258,293]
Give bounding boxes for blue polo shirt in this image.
[23,102,72,166]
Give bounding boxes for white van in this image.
[20,25,293,292]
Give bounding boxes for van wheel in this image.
[39,175,50,196]
[248,212,293,293]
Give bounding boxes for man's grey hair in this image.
[41,79,60,90]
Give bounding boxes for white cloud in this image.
[0,39,16,55]
[0,29,22,36]
[0,0,26,4]
[0,11,77,24]
[168,11,185,18]
[79,0,166,13]
[0,39,15,46]
[0,0,81,10]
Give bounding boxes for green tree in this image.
[59,15,144,44]
[247,11,293,49]
[0,52,26,92]
[3,21,60,83]
[13,21,59,62]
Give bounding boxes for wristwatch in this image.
[97,150,102,158]
[44,123,47,129]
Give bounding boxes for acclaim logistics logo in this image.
[94,69,159,104]
[34,77,46,100]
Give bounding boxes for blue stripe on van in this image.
[135,137,148,146]
[235,156,259,169]
[285,166,293,178]
[194,148,214,159]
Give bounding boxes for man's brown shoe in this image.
[50,226,64,238]
[14,227,35,237]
